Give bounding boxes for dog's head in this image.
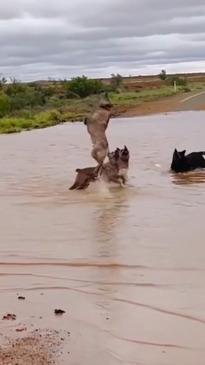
[119,145,129,162]
[171,148,187,172]
[108,148,120,165]
[108,146,130,177]
[108,146,130,165]
[99,92,113,110]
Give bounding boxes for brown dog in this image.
[69,146,129,190]
[69,167,98,190]
[84,93,113,169]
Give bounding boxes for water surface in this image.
[0,111,205,364]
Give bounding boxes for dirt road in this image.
[120,90,205,118]
[177,91,205,111]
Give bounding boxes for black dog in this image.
[171,149,205,172]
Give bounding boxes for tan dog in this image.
[84,93,113,169]
[69,146,130,190]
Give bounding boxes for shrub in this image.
[48,96,64,108]
[67,76,103,98]
[65,89,80,99]
[170,76,187,87]
[182,86,191,93]
[0,92,11,117]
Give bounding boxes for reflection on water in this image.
[1,111,205,365]
[171,170,205,185]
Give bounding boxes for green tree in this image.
[159,69,167,80]
[0,76,7,89]
[110,73,123,89]
[67,76,103,98]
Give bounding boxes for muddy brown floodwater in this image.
[0,111,205,365]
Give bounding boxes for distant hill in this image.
[32,72,205,92]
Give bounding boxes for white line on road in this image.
[181,91,205,103]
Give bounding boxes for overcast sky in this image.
[1,0,205,81]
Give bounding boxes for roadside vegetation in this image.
[0,72,205,134]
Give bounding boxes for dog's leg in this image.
[93,163,103,178]
[119,180,126,188]
[120,175,126,184]
[117,175,126,187]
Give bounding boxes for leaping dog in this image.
[69,146,130,190]
[84,93,113,173]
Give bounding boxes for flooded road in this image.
[0,111,205,364]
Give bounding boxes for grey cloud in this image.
[0,0,205,80]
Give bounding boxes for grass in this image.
[0,111,65,134]
[1,83,205,134]
[110,86,179,107]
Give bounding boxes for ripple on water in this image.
[1,112,205,364]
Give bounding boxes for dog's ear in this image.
[174,149,182,159]
[122,146,129,155]
[177,150,186,158]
